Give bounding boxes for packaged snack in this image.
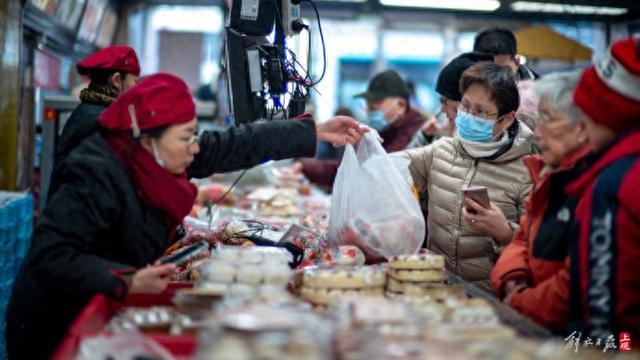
[316,245,366,268]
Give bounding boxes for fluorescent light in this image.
[511,2,628,16]
[380,0,500,12]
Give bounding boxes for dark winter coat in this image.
[7,118,317,359]
[55,102,106,166]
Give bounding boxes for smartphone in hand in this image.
[461,186,490,214]
[159,241,208,267]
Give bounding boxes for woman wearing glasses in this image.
[399,62,535,293]
[491,71,590,332]
[7,73,366,359]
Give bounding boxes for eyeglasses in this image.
[186,133,200,146]
[457,103,499,120]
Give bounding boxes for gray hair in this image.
[533,70,583,126]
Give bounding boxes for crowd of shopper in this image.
[5,26,639,358]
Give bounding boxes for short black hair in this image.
[460,62,520,117]
[84,69,127,86]
[473,28,517,59]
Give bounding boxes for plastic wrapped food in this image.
[107,307,176,333]
[195,183,235,206]
[195,303,332,360]
[315,245,366,268]
[279,224,326,266]
[76,333,176,360]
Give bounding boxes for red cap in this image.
[99,73,196,135]
[574,38,640,133]
[77,46,141,77]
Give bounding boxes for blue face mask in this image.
[454,110,496,143]
[366,110,388,131]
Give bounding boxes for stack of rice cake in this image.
[300,266,386,306]
[386,254,450,299]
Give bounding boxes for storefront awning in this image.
[515,24,593,61]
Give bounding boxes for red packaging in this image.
[52,283,196,360]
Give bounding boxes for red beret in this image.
[574,38,640,133]
[77,46,141,77]
[99,73,196,135]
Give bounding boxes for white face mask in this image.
[150,139,165,168]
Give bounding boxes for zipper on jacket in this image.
[454,158,480,275]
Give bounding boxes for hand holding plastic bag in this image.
[328,132,425,259]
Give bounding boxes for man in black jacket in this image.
[474,27,539,81]
[54,46,140,166]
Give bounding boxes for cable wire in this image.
[302,0,326,85]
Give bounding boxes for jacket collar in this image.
[566,128,640,197]
[523,144,592,187]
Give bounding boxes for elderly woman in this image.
[399,62,535,292]
[565,38,640,341]
[490,71,590,332]
[7,73,366,359]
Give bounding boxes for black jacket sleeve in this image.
[187,117,317,179]
[28,164,131,301]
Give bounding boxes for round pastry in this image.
[205,262,236,284]
[229,283,256,298]
[236,264,263,285]
[214,247,241,261]
[240,247,292,264]
[449,298,497,324]
[301,286,384,305]
[262,264,292,286]
[388,254,445,270]
[386,279,458,299]
[388,269,444,283]
[303,266,385,289]
[384,291,403,299]
[386,278,408,293]
[198,282,230,293]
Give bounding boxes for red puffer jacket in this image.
[491,145,591,332]
[565,129,640,343]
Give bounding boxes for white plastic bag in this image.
[329,132,425,259]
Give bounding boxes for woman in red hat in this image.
[7,73,366,359]
[564,37,640,345]
[54,46,141,167]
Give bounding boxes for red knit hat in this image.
[77,46,141,76]
[574,38,640,133]
[99,73,196,136]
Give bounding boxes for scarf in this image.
[458,121,519,160]
[103,131,197,237]
[79,83,119,106]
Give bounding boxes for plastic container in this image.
[52,283,196,360]
[0,192,34,359]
